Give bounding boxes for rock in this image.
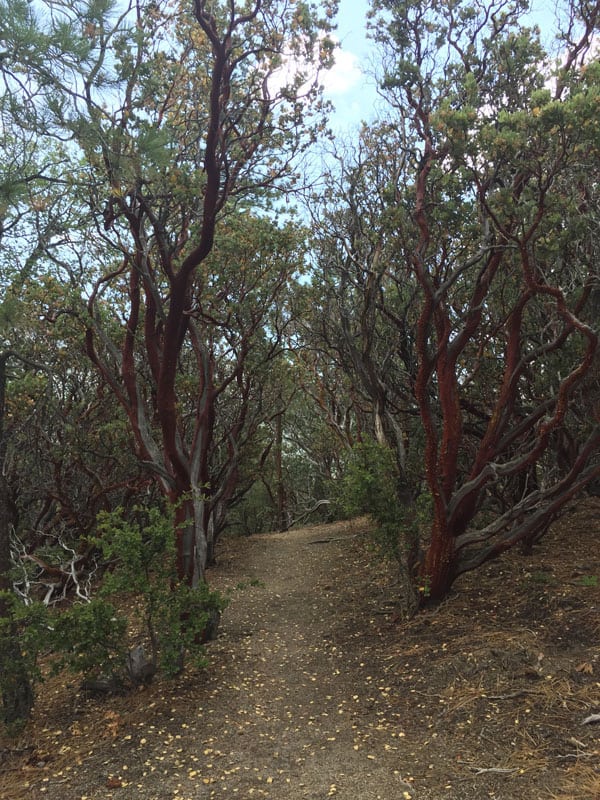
[126,645,156,684]
[80,673,124,695]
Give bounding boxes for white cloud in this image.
[321,46,363,95]
[268,37,364,100]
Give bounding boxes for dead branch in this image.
[308,535,360,545]
[287,499,332,529]
[581,713,600,725]
[468,766,519,776]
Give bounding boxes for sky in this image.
[320,0,565,133]
[320,0,379,132]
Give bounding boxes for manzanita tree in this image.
[303,0,600,608]
[367,0,600,604]
[2,0,335,586]
[302,124,421,485]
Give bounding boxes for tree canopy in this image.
[0,0,598,724]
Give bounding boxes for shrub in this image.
[1,502,228,732]
[334,438,405,559]
[94,503,227,677]
[49,598,127,678]
[333,439,434,613]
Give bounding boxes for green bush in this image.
[333,439,433,573]
[333,438,405,559]
[0,593,49,685]
[94,503,227,677]
[156,581,225,675]
[227,480,276,536]
[49,598,127,677]
[0,592,43,730]
[1,502,228,730]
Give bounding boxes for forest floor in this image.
[1,501,600,800]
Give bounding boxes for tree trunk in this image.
[275,410,287,531]
[417,516,456,607]
[0,616,35,728]
[173,491,209,586]
[204,508,216,569]
[0,500,35,727]
[0,354,34,728]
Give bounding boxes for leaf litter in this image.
[1,503,599,799]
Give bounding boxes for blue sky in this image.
[321,0,563,132]
[320,0,379,132]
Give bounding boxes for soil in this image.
[1,502,599,800]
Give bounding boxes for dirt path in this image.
[2,510,599,799]
[3,519,416,800]
[202,521,415,800]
